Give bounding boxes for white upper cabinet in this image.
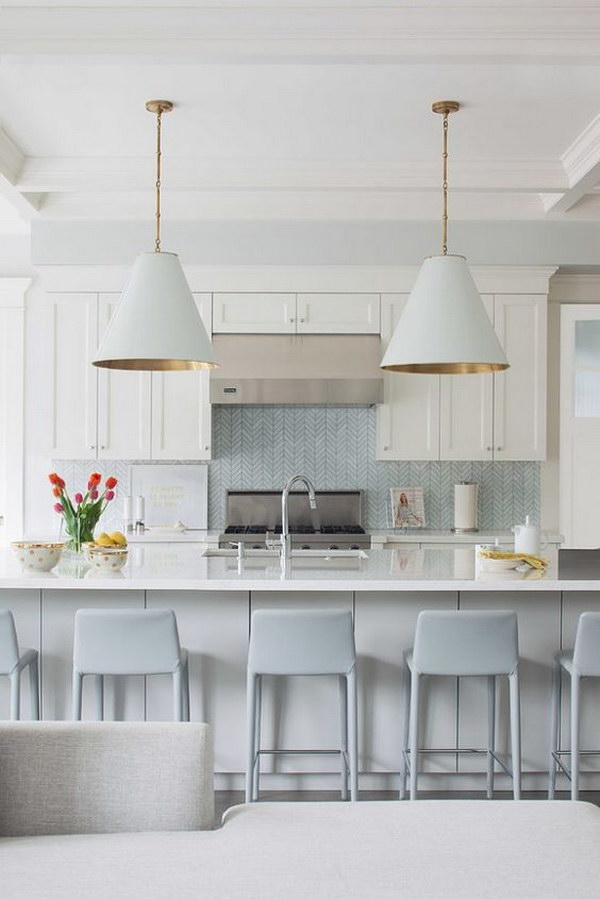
[439,295,494,461]
[213,293,295,333]
[493,294,547,461]
[213,292,380,334]
[97,294,152,460]
[376,294,440,461]
[47,293,98,460]
[296,293,380,334]
[151,294,212,461]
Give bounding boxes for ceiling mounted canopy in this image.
[94,100,217,372]
[380,101,509,375]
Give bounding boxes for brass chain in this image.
[154,109,163,253]
[441,111,449,255]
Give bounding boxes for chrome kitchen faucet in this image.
[280,475,321,572]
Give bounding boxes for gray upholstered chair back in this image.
[0,721,214,836]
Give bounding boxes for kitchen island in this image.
[1,544,598,793]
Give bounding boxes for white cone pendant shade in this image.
[93,252,217,371]
[380,254,509,374]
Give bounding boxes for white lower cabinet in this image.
[40,590,145,721]
[354,591,458,780]
[145,591,248,772]
[249,591,353,775]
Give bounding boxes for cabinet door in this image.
[493,294,547,461]
[47,293,98,459]
[376,294,440,461]
[296,293,380,334]
[440,295,494,461]
[97,294,152,460]
[151,294,212,460]
[213,293,295,333]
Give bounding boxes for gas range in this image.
[219,490,371,551]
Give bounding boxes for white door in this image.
[151,294,212,460]
[560,305,600,547]
[47,293,98,459]
[212,293,296,333]
[97,294,152,460]
[440,295,494,460]
[296,293,380,334]
[493,294,547,461]
[376,294,440,461]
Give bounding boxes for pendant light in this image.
[380,101,509,374]
[94,100,217,371]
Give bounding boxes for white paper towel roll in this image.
[454,483,478,531]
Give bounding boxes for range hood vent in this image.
[210,334,384,406]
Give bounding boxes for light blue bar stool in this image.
[401,610,521,801]
[549,611,600,800]
[246,608,358,803]
[72,609,190,722]
[0,610,39,720]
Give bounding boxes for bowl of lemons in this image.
[84,532,129,571]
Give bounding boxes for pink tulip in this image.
[91,490,99,500]
[74,493,83,504]
[53,503,63,514]
[105,490,115,501]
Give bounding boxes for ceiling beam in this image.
[0,129,39,220]
[544,113,600,214]
[1,5,599,63]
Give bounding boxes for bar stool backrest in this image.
[248,609,355,675]
[412,610,518,676]
[0,610,19,675]
[73,609,183,675]
[573,612,600,675]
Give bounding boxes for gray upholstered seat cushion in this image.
[1,800,600,898]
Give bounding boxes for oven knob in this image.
[301,544,311,551]
[328,544,339,551]
[349,544,360,551]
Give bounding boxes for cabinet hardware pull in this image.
[89,445,95,450]
[383,445,390,450]
[290,318,295,323]
[496,446,502,451]
[486,446,492,451]
[300,318,305,323]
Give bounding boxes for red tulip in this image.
[74,493,83,504]
[105,476,117,489]
[105,490,115,501]
[87,472,102,490]
[48,473,59,485]
[52,486,62,497]
[53,503,63,514]
[57,476,65,489]
[91,489,99,500]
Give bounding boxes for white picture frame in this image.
[129,464,208,529]
[390,487,426,529]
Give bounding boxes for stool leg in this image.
[487,675,496,800]
[173,669,183,722]
[549,662,561,799]
[339,674,349,800]
[571,673,581,801]
[95,675,104,721]
[30,655,40,720]
[182,659,190,722]
[347,666,358,802]
[72,669,83,720]
[9,671,20,721]
[246,671,257,803]
[399,663,410,800]
[409,672,421,800]
[509,671,521,800]
[252,675,262,801]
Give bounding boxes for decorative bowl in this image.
[84,545,129,572]
[477,556,521,572]
[12,541,66,572]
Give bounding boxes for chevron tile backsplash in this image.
[55,406,540,532]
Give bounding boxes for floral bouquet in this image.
[49,471,118,552]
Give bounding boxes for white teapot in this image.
[513,516,546,556]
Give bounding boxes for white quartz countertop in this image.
[369,529,564,544]
[0,545,596,592]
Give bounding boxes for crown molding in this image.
[544,114,600,214]
[1,6,599,62]
[0,129,39,219]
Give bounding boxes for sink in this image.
[202,547,368,570]
[203,548,367,559]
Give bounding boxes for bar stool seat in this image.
[549,612,600,801]
[0,610,39,721]
[72,609,190,722]
[246,608,358,802]
[401,609,521,801]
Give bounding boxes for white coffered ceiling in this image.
[0,1,600,231]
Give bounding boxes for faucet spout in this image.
[280,475,320,573]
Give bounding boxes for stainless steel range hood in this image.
[210,334,384,406]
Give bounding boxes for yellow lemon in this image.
[96,533,114,547]
[109,531,128,547]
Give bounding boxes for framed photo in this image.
[129,464,208,529]
[390,487,426,529]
